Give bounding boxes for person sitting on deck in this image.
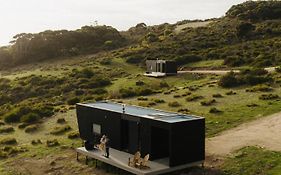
[98,135,106,151]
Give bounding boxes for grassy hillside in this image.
[0,1,281,175]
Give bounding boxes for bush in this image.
[57,118,66,124]
[67,97,80,105]
[136,81,145,86]
[31,139,42,145]
[154,99,165,103]
[186,95,204,102]
[168,101,181,107]
[0,138,17,145]
[46,139,59,147]
[0,126,14,134]
[138,102,156,107]
[160,81,169,88]
[247,103,259,107]
[25,125,38,133]
[226,91,237,95]
[173,94,181,98]
[50,125,72,135]
[259,94,279,100]
[218,72,241,88]
[137,97,148,101]
[209,107,222,113]
[201,99,216,106]
[213,93,223,98]
[119,88,137,98]
[20,113,40,123]
[68,131,80,139]
[178,108,190,113]
[246,85,273,92]
[0,121,4,126]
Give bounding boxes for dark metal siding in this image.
[76,105,122,149]
[165,61,177,74]
[169,118,205,166]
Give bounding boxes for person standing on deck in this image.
[105,135,110,158]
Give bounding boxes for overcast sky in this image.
[0,0,246,46]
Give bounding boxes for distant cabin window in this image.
[93,124,101,135]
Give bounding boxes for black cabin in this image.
[76,101,205,167]
[146,60,177,75]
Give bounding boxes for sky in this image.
[0,0,246,46]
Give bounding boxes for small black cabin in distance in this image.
[76,101,205,167]
[145,60,177,77]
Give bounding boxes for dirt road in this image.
[178,67,277,75]
[206,111,281,156]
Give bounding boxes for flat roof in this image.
[78,101,203,123]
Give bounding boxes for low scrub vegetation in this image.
[219,69,272,88]
[46,139,60,147]
[168,101,181,107]
[209,107,222,113]
[201,99,216,106]
[259,94,279,100]
[68,132,80,139]
[0,138,17,145]
[24,125,38,133]
[0,126,14,134]
[186,95,204,102]
[50,125,72,135]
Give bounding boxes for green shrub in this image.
[0,126,14,134]
[168,101,181,107]
[226,91,237,95]
[173,94,181,98]
[218,72,241,88]
[57,118,66,124]
[25,125,38,133]
[212,93,223,98]
[0,151,8,159]
[178,108,190,113]
[31,139,42,145]
[246,85,273,92]
[247,103,259,107]
[136,81,145,86]
[201,99,216,106]
[209,107,222,113]
[154,99,165,103]
[18,123,29,129]
[186,95,204,102]
[0,121,4,126]
[46,139,59,147]
[138,102,156,107]
[20,113,40,123]
[0,138,17,145]
[68,132,80,139]
[259,94,279,100]
[137,97,148,101]
[67,97,80,105]
[50,125,72,135]
[160,81,169,88]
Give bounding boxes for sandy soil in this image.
[206,111,281,156]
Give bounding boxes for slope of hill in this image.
[0,1,281,175]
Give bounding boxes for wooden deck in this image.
[76,147,204,175]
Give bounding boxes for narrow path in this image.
[206,111,281,156]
